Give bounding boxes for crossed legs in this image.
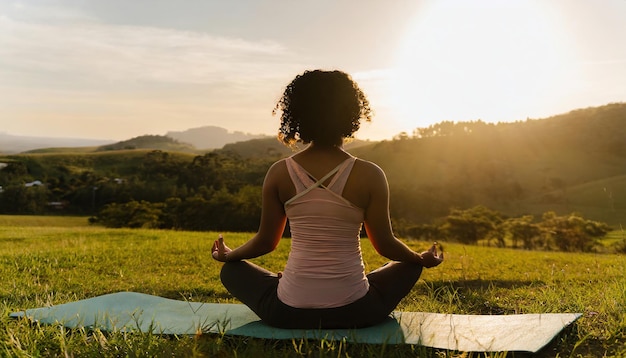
[220,260,423,329]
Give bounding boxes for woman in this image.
[212,69,443,329]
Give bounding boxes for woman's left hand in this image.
[420,242,444,268]
[212,234,232,262]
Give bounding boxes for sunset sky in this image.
[1,0,625,142]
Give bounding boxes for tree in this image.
[97,201,164,229]
[172,194,212,231]
[403,223,441,241]
[540,212,610,252]
[139,150,183,181]
[0,162,30,183]
[231,185,263,231]
[503,215,541,249]
[443,206,503,244]
[0,184,48,214]
[179,153,223,190]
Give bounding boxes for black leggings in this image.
[220,261,423,329]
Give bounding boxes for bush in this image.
[97,201,164,229]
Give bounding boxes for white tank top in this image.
[277,155,369,308]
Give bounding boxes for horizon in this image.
[1,0,625,142]
[1,100,624,143]
[0,124,272,142]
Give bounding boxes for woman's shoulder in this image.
[267,158,289,175]
[352,157,387,181]
[353,157,384,173]
[263,159,294,195]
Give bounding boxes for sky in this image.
[1,0,625,142]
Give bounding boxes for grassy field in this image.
[1,216,624,357]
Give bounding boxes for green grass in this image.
[1,216,624,357]
[0,215,92,227]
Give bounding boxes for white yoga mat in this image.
[10,292,581,353]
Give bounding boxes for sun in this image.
[389,0,574,131]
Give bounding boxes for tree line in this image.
[397,205,612,252]
[0,150,270,232]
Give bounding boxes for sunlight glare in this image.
[390,0,574,131]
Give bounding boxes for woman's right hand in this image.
[420,242,444,268]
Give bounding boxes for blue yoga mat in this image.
[10,292,581,353]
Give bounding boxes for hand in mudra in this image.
[420,242,444,268]
[212,234,232,262]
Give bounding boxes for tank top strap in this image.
[327,157,356,195]
[284,157,349,207]
[285,157,313,193]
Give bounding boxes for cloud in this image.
[0,13,299,90]
[0,7,312,139]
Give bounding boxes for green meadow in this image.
[1,216,624,357]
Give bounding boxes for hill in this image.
[350,102,626,225]
[96,135,197,153]
[166,126,268,150]
[1,126,268,154]
[0,150,197,180]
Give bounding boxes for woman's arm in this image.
[362,162,443,268]
[212,161,287,262]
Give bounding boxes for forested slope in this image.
[351,103,626,225]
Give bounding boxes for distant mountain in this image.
[0,126,268,154]
[166,126,269,150]
[0,133,113,154]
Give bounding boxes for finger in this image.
[429,244,437,255]
[217,234,224,253]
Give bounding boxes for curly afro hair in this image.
[273,70,373,147]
